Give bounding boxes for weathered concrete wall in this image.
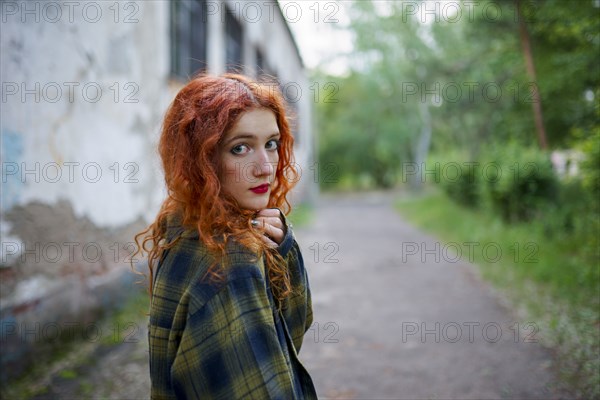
[0,1,170,381]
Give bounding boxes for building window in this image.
[280,81,300,145]
[225,6,243,72]
[256,47,265,77]
[170,0,208,80]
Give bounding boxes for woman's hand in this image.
[252,208,286,248]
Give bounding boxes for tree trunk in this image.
[412,101,432,190]
[516,0,548,149]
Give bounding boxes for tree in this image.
[315,0,600,189]
[516,0,548,149]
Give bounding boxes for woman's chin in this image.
[239,198,269,211]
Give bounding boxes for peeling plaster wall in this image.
[1,2,169,228]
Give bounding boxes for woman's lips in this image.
[250,184,269,194]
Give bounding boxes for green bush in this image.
[439,161,480,207]
[435,144,560,218]
[578,127,600,213]
[573,126,600,262]
[483,144,560,222]
[552,178,589,234]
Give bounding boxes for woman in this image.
[134,74,317,399]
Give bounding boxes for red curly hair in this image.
[133,73,300,307]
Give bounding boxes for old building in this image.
[0,0,314,381]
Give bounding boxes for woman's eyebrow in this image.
[225,132,280,145]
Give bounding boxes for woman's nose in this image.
[252,151,275,177]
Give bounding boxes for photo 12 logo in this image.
[1,321,141,344]
[1,241,141,265]
[402,321,540,344]
[1,2,140,24]
[399,1,537,24]
[207,1,341,24]
[401,81,540,104]
[1,162,139,184]
[2,82,139,104]
[401,241,539,264]
[400,161,543,184]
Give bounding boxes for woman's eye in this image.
[266,139,280,150]
[231,144,250,155]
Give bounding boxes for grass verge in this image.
[395,189,599,399]
[288,202,315,228]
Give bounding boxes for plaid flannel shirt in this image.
[148,212,317,399]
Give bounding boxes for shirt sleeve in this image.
[275,209,295,259]
[274,209,314,353]
[281,240,314,353]
[170,271,296,400]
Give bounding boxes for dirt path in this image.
[297,191,565,399]
[31,191,567,399]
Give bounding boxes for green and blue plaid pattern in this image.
[149,214,317,399]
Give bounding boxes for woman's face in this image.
[219,108,280,211]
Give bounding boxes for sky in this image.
[277,0,354,75]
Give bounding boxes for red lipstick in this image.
[250,184,269,194]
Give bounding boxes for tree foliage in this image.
[315,0,600,189]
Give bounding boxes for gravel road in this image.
[297,191,566,399]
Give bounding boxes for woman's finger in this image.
[258,216,283,230]
[256,209,283,226]
[252,216,284,244]
[256,208,281,218]
[252,213,283,229]
[263,223,284,244]
[259,234,278,249]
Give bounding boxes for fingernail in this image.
[251,219,259,227]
